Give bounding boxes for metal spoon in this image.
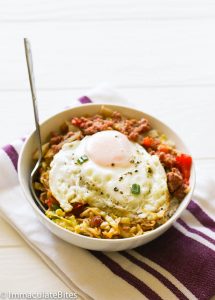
[24,38,46,213]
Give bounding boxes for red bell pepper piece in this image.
[176,154,192,183]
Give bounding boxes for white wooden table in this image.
[0,0,215,296]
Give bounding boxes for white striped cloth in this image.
[0,86,214,300]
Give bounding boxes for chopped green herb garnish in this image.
[147,167,153,175]
[77,155,88,164]
[131,183,141,195]
[114,187,119,192]
[51,203,60,211]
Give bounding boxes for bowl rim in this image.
[18,102,196,244]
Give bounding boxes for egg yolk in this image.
[85,131,133,167]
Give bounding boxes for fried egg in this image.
[49,130,169,220]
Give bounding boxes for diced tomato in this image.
[142,137,155,148]
[176,154,192,183]
[142,136,160,151]
[71,117,82,126]
[157,144,170,153]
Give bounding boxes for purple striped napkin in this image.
[0,91,215,300]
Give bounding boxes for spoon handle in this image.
[24,38,43,160]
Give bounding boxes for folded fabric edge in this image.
[0,210,90,300]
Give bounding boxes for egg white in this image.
[49,135,169,220]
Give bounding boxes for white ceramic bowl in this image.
[18,103,195,251]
